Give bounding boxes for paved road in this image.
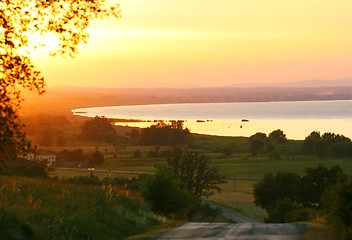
[154,222,308,240]
[155,204,308,239]
[207,203,261,223]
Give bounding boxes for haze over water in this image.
[73,100,352,140]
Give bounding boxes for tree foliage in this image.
[268,129,287,144]
[254,165,346,223]
[142,165,191,217]
[0,0,120,158]
[88,150,104,166]
[167,151,226,198]
[139,121,190,146]
[81,116,117,142]
[253,172,300,211]
[322,179,352,240]
[248,132,266,156]
[296,165,345,208]
[303,131,352,157]
[56,148,84,166]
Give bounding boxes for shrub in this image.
[265,198,309,223]
[322,180,352,240]
[142,165,191,217]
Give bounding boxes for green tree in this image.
[296,165,345,209]
[268,129,287,144]
[0,1,120,158]
[303,131,321,155]
[142,165,191,217]
[167,151,226,198]
[322,179,352,240]
[253,172,300,211]
[248,132,267,156]
[89,150,104,166]
[81,116,117,142]
[138,122,190,146]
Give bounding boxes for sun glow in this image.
[28,0,352,88]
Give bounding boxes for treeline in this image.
[253,165,352,239]
[80,117,190,146]
[248,129,352,158]
[303,131,352,158]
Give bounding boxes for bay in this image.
[72,100,352,140]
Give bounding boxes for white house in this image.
[18,151,56,167]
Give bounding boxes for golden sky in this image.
[30,0,352,88]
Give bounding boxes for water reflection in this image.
[114,118,352,140]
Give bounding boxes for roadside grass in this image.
[0,175,163,239]
[301,222,339,240]
[210,154,352,177]
[207,180,267,221]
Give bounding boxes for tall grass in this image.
[0,175,163,239]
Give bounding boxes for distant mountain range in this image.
[21,78,352,116]
[235,77,352,88]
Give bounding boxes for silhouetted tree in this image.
[268,129,287,144]
[296,165,345,209]
[248,132,267,156]
[0,1,120,158]
[81,116,117,142]
[303,131,321,155]
[139,122,190,146]
[89,150,104,166]
[303,131,352,157]
[167,151,226,198]
[142,165,191,217]
[322,179,352,240]
[253,172,300,211]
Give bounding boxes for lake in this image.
[72,100,352,140]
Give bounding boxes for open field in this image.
[51,145,352,225]
[0,175,163,239]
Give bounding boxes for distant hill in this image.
[20,82,352,116]
[237,77,352,88]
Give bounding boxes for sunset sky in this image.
[30,0,352,88]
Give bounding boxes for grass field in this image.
[0,175,163,239]
[51,145,352,225]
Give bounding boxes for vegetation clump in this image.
[138,122,190,146]
[0,175,162,240]
[253,165,346,224]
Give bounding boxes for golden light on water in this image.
[114,118,352,140]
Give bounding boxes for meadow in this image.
[0,175,164,239]
[21,118,352,239]
[50,138,352,223]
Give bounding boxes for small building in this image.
[18,151,56,167]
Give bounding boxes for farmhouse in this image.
[18,151,56,167]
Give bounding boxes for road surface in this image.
[154,204,308,239]
[154,222,308,240]
[207,203,261,223]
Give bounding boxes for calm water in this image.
[72,100,352,140]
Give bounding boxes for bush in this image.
[0,208,35,239]
[88,150,104,166]
[265,198,309,223]
[322,180,352,240]
[253,172,300,211]
[142,165,191,217]
[190,201,223,221]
